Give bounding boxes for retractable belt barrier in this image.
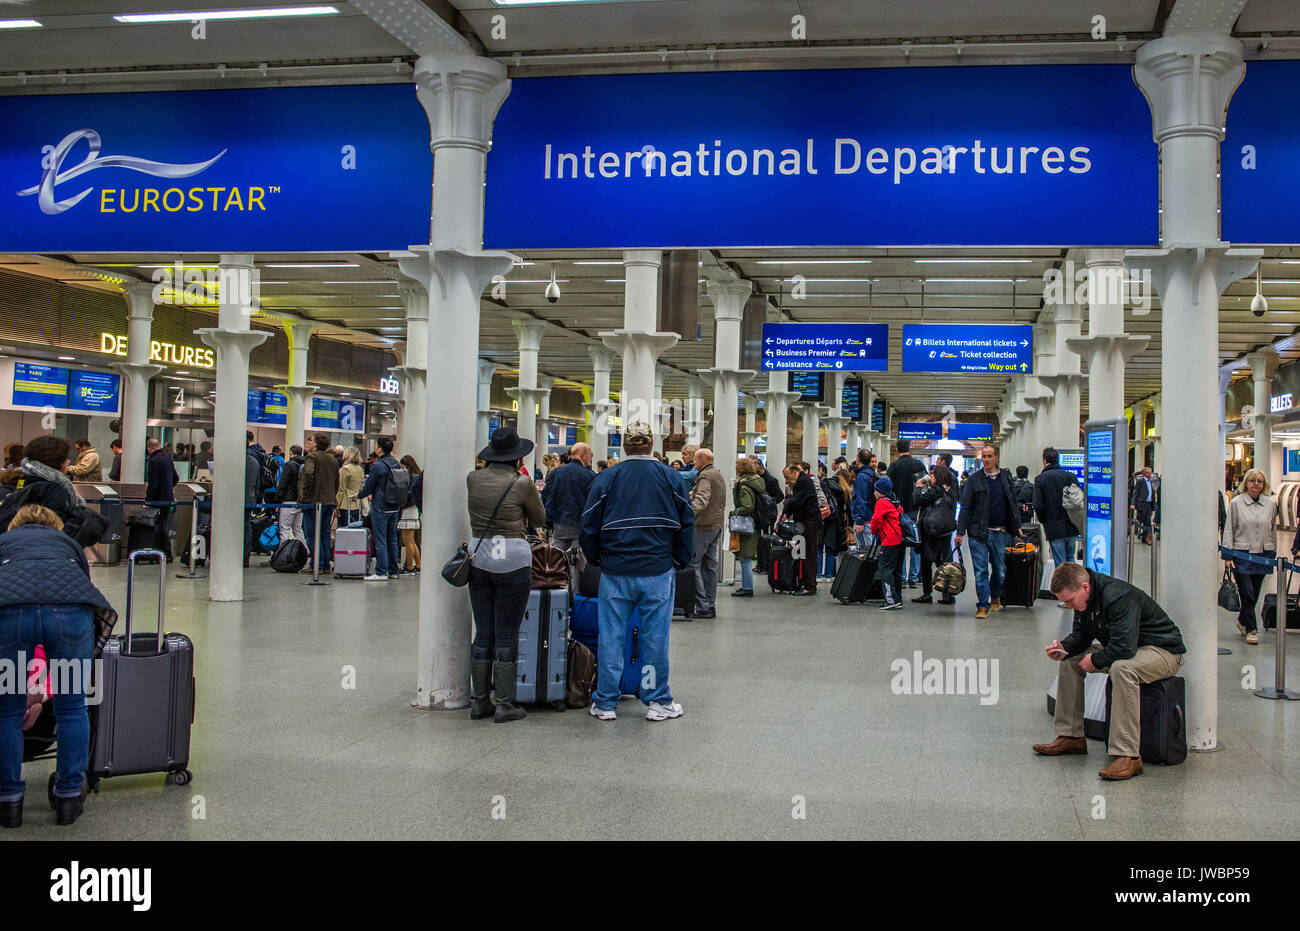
[1255,557,1300,702]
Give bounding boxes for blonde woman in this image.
[1222,468,1278,645]
[336,447,364,525]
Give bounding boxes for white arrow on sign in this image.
[1020,363,1029,372]
[765,338,773,345]
[764,349,773,357]
[1020,339,1030,347]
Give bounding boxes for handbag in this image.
[934,546,968,596]
[728,513,756,535]
[728,531,741,553]
[441,476,518,587]
[1217,566,1240,613]
[529,534,570,589]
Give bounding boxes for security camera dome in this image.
[545,280,561,304]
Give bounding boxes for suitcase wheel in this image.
[169,769,193,786]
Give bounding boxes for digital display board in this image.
[1084,422,1127,579]
[13,363,69,408]
[67,370,120,413]
[247,390,287,426]
[842,381,863,421]
[311,397,366,432]
[1058,448,1086,486]
[790,372,824,402]
[871,399,885,431]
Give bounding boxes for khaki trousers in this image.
[1053,644,1184,758]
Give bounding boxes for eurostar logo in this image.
[17,129,226,215]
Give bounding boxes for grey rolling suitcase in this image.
[333,527,370,579]
[515,588,568,710]
[88,549,195,789]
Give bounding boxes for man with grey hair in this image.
[688,447,725,619]
[541,441,595,552]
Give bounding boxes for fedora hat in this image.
[478,426,534,464]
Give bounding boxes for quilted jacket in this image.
[0,524,117,656]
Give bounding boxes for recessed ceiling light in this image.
[263,263,359,269]
[755,259,872,265]
[0,19,42,29]
[572,261,624,266]
[57,356,74,361]
[913,258,1033,264]
[114,6,339,24]
[176,371,190,375]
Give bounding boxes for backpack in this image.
[1062,480,1086,534]
[819,478,841,521]
[257,452,278,501]
[898,508,920,545]
[382,460,411,510]
[1013,477,1035,523]
[921,493,957,537]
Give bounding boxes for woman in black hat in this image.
[466,427,547,723]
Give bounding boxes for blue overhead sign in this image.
[901,324,1033,374]
[948,423,994,442]
[12,363,69,409]
[898,423,942,442]
[0,85,431,253]
[484,65,1157,249]
[761,323,888,372]
[68,370,120,413]
[1222,61,1300,243]
[311,397,365,432]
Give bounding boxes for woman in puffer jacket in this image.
[0,504,116,829]
[0,436,107,547]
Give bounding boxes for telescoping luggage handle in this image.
[125,549,168,656]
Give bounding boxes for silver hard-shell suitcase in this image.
[515,588,568,710]
[333,527,370,579]
[88,549,195,789]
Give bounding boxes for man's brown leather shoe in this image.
[1099,756,1143,780]
[1032,736,1088,755]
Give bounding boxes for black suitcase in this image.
[89,549,195,788]
[673,567,696,618]
[270,538,309,573]
[1002,550,1039,608]
[1261,593,1300,629]
[124,515,158,558]
[1105,675,1186,765]
[831,551,882,604]
[756,533,780,574]
[769,542,803,592]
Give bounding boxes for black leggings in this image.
[469,565,532,663]
[1234,569,1266,634]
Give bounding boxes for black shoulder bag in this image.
[441,475,519,587]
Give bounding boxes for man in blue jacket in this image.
[541,442,594,553]
[357,436,403,581]
[850,448,877,550]
[580,421,694,723]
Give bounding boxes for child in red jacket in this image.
[870,477,904,609]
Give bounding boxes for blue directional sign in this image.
[948,422,994,442]
[761,323,889,372]
[1222,61,1300,243]
[898,423,943,442]
[901,324,1033,374]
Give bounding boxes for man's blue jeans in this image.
[593,569,674,711]
[905,513,921,581]
[0,604,94,801]
[968,530,1011,609]
[370,507,399,577]
[1049,536,1078,568]
[304,503,334,572]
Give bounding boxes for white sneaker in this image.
[589,703,616,721]
[645,701,683,721]
[364,574,387,582]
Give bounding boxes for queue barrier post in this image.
[303,502,330,587]
[1255,556,1300,701]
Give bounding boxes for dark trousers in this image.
[1234,569,1266,633]
[800,521,821,592]
[151,505,174,558]
[469,565,532,663]
[304,504,334,571]
[1134,504,1153,541]
[878,543,904,605]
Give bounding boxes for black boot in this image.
[470,653,494,720]
[53,778,88,826]
[493,661,527,723]
[0,799,20,829]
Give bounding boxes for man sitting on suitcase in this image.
[579,420,695,722]
[1034,563,1187,780]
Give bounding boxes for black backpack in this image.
[383,460,411,510]
[820,478,841,521]
[1013,477,1034,523]
[755,491,778,529]
[257,451,278,502]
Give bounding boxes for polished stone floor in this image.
[8,543,1299,841]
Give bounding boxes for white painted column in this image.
[822,372,846,462]
[196,255,268,602]
[793,402,824,467]
[742,393,762,455]
[1134,399,1153,469]
[1068,251,1150,425]
[390,283,429,464]
[582,346,615,463]
[505,320,547,477]
[1247,350,1277,483]
[1039,298,1083,449]
[275,319,317,454]
[653,364,668,455]
[844,419,860,463]
[400,53,516,710]
[536,374,556,460]
[115,283,164,484]
[601,250,679,431]
[1127,29,1261,752]
[755,370,798,472]
[475,360,497,453]
[703,278,754,466]
[1150,394,1164,473]
[685,375,706,446]
[1218,363,1237,484]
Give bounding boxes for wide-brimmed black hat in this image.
[479,426,534,463]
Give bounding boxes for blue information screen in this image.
[790,372,824,402]
[871,399,885,431]
[842,381,863,420]
[902,324,1033,374]
[311,397,365,432]
[247,389,287,425]
[948,422,994,442]
[13,363,69,408]
[1085,429,1114,576]
[68,370,120,412]
[761,323,889,372]
[1059,450,1086,486]
[898,422,942,441]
